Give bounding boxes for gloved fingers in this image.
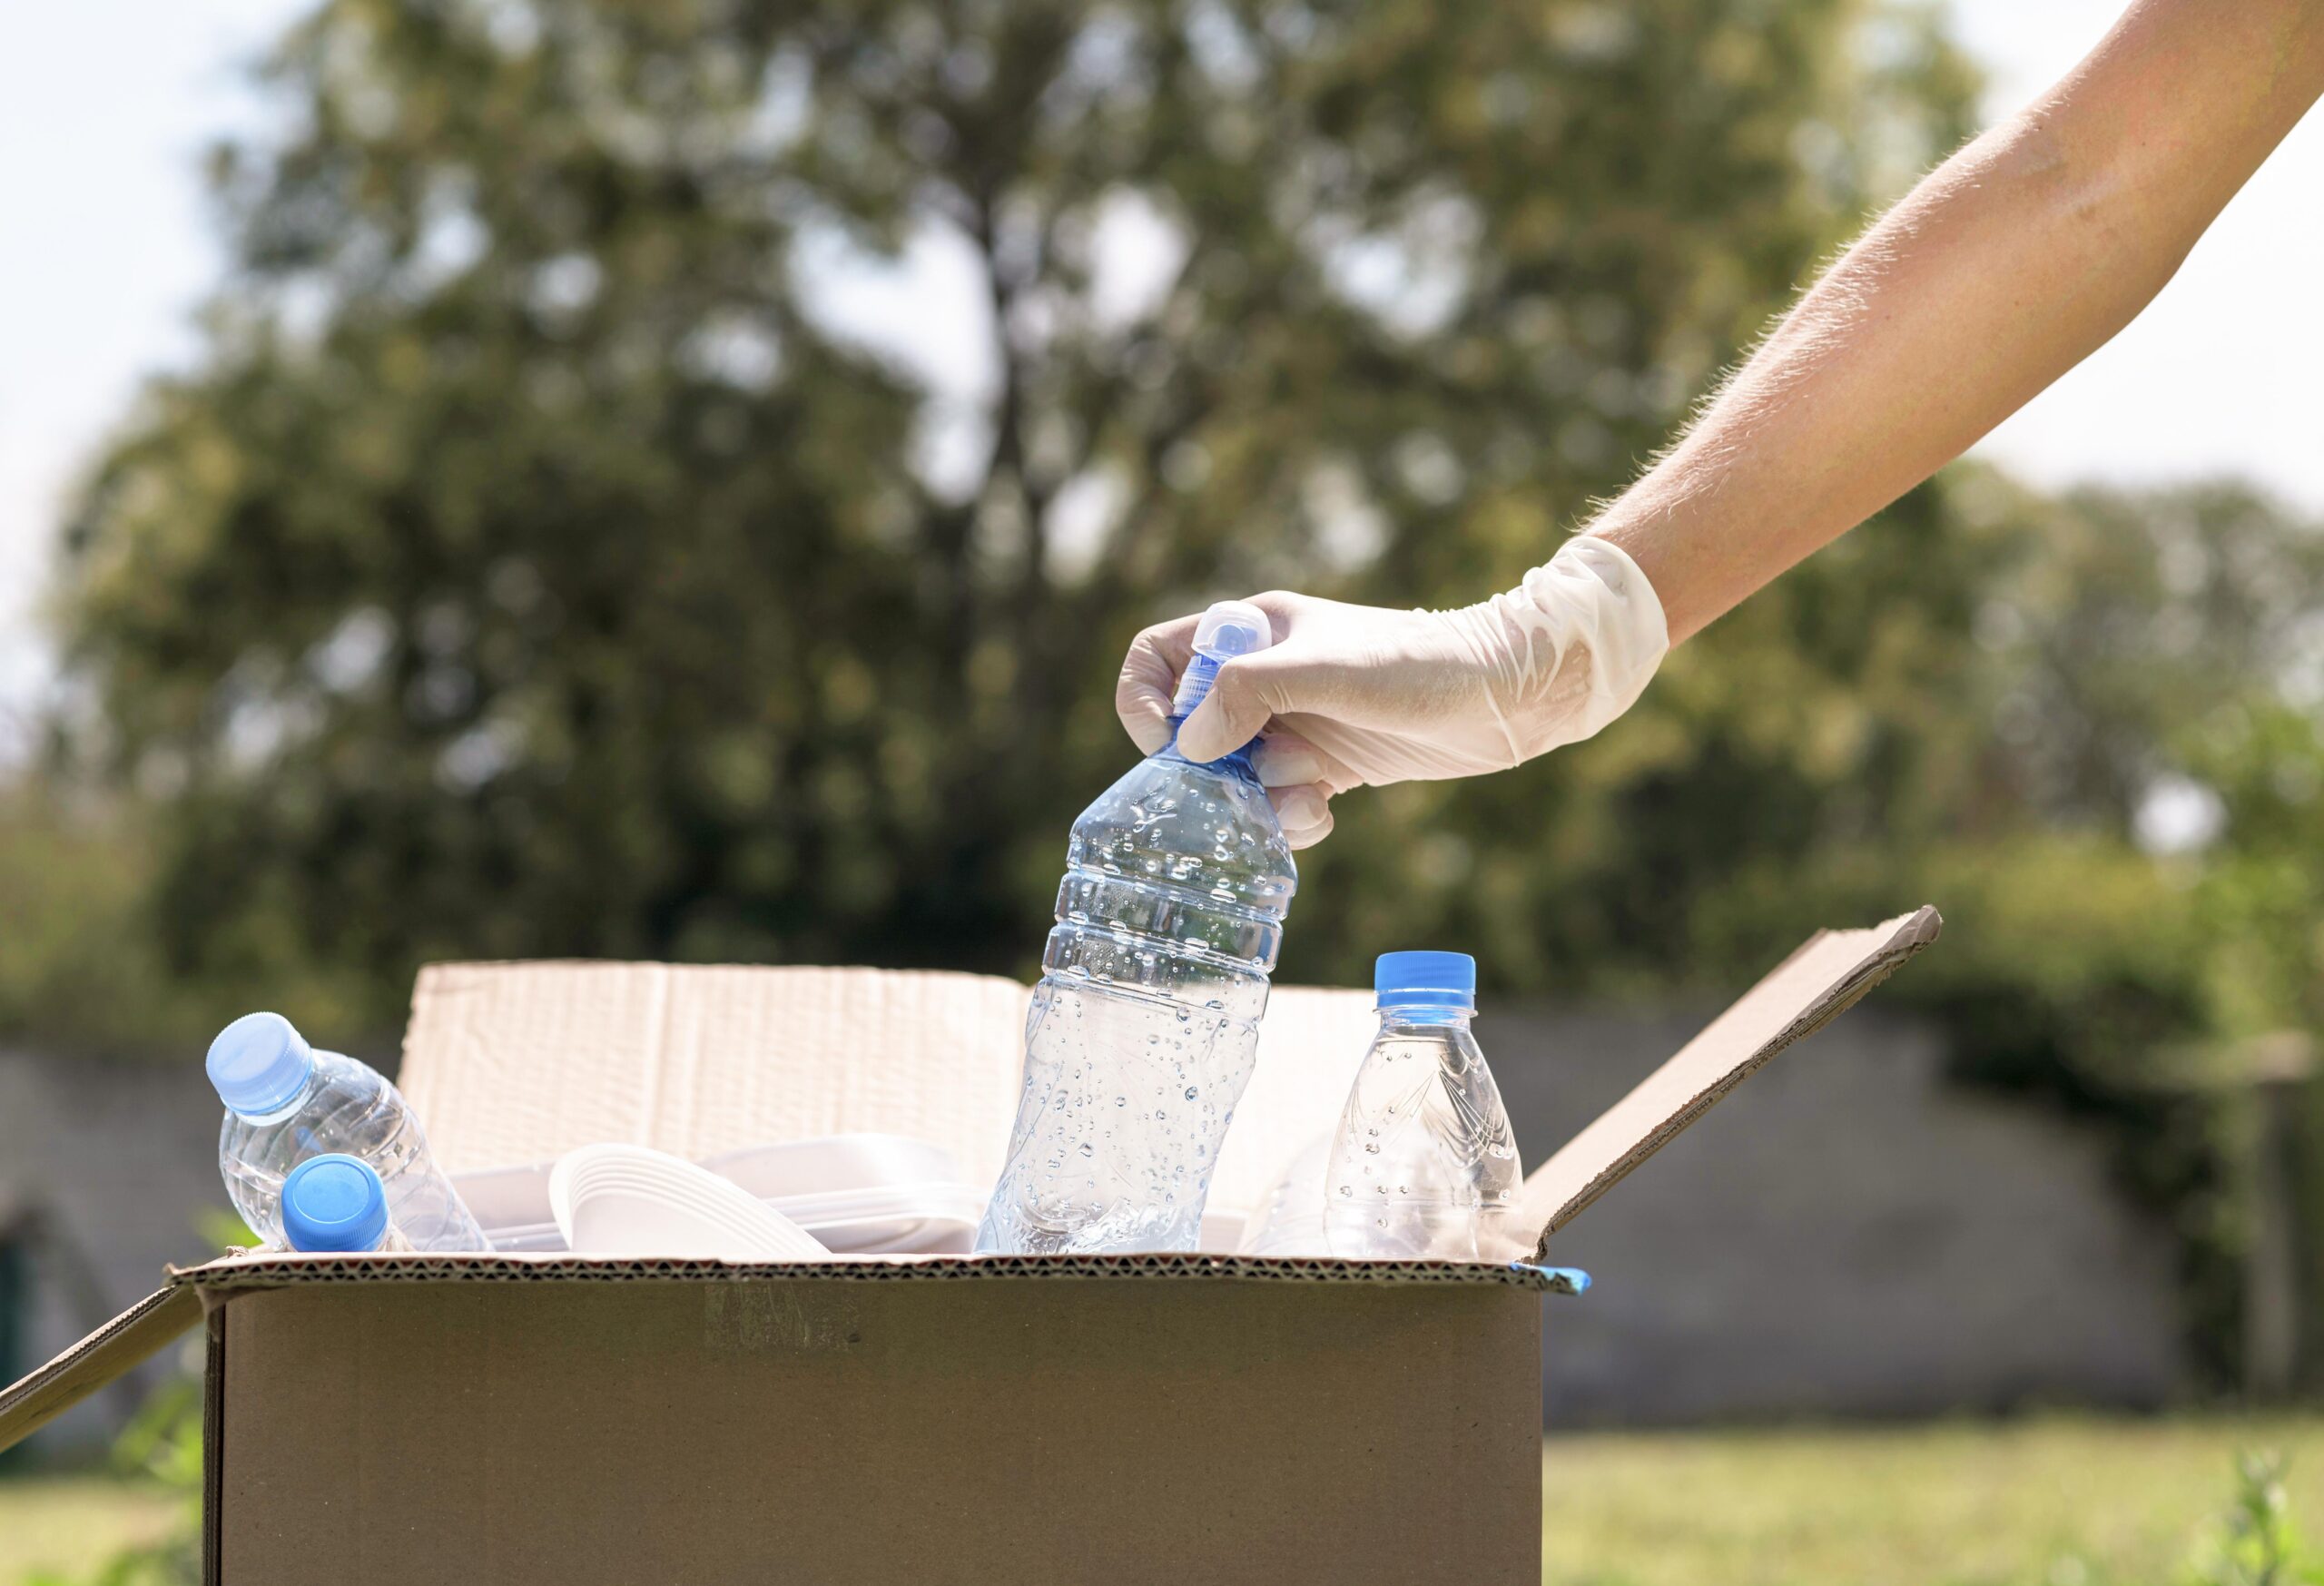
[1251,734,1324,788]
[1251,730,1364,796]
[1176,647,1320,764]
[1116,614,1200,756]
[1280,709,1513,786]
[1268,783,1335,849]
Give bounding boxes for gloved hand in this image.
[1115,537,1669,848]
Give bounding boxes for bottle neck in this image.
[227,1057,323,1124]
[1171,652,1223,715]
[1160,714,1258,779]
[1377,1004,1475,1031]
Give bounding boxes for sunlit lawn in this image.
[0,1473,181,1583]
[1544,1414,2324,1586]
[7,1414,2323,1583]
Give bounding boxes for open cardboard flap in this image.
[1514,903,1943,1251]
[0,905,1938,1456]
[0,1285,203,1456]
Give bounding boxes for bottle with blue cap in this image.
[977,601,1297,1255]
[209,1011,487,1252]
[1323,951,1521,1260]
[281,1155,412,1253]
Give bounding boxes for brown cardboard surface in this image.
[395,961,1033,1180]
[395,961,1378,1217]
[213,1275,1542,1586]
[0,1285,202,1453]
[1513,905,1942,1254]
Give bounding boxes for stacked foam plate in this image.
[547,1145,830,1260]
[696,1138,984,1255]
[454,1133,985,1255]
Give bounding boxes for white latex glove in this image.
[1116,537,1669,848]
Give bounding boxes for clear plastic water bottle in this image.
[281,1155,413,1253]
[1324,951,1522,1260]
[977,601,1297,1255]
[208,1011,487,1252]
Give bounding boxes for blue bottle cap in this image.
[281,1155,390,1253]
[1374,951,1477,1012]
[206,1012,317,1118]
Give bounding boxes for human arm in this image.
[1120,0,2324,846]
[1594,0,2324,641]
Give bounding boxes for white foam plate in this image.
[455,1133,986,1255]
[549,1145,830,1260]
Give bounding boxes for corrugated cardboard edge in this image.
[201,1306,224,1586]
[163,1250,1578,1293]
[0,1284,202,1456]
[1515,904,1942,1257]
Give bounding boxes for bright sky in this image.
[2,2,2319,763]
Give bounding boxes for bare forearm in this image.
[1590,0,2324,644]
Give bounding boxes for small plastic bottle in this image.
[281,1155,413,1253]
[977,601,1298,1255]
[1324,951,1521,1259]
[209,1012,487,1252]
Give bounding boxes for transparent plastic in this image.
[1323,1006,1521,1259]
[452,1135,985,1255]
[217,1048,488,1252]
[977,607,1297,1255]
[1235,1133,1334,1256]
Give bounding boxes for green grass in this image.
[0,1474,182,1583]
[1543,1414,2324,1586]
[7,1413,2323,1584]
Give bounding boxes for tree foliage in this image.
[52,0,1978,1020]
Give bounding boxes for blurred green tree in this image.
[49,0,1980,1020]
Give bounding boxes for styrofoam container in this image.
[549,1145,830,1260]
[697,1136,960,1198]
[454,1134,989,1255]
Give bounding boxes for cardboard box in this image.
[0,906,1937,1584]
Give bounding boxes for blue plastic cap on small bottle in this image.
[206,1011,318,1118]
[1374,951,1478,1012]
[281,1155,390,1253]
